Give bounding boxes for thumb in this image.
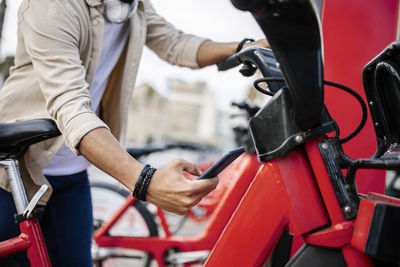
[190,176,219,194]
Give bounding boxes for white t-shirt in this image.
[43,20,130,176]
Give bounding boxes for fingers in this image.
[170,158,218,194]
[253,38,270,48]
[179,184,217,213]
[243,38,270,50]
[145,158,219,215]
[187,181,219,209]
[172,158,202,176]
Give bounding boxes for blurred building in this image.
[127,79,230,147]
[127,83,168,145]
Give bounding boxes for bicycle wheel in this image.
[91,182,158,267]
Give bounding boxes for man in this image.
[0,0,268,265]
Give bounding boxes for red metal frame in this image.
[93,154,261,266]
[93,138,394,267]
[0,219,51,267]
[204,138,375,266]
[205,143,329,266]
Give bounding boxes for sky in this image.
[1,0,266,109]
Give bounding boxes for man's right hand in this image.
[79,128,217,215]
[146,158,219,215]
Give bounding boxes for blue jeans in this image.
[0,170,93,267]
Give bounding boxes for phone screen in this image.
[197,147,245,180]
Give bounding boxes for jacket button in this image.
[93,19,99,26]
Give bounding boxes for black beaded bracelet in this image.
[236,38,255,53]
[133,164,150,199]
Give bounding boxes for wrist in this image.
[236,38,255,52]
[197,41,238,67]
[112,154,143,192]
[132,164,157,201]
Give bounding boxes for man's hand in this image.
[78,128,218,215]
[146,159,219,215]
[197,39,269,68]
[242,39,269,50]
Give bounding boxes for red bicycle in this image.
[0,119,60,267]
[2,1,399,266]
[95,0,400,266]
[204,0,400,266]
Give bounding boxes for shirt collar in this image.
[85,0,102,7]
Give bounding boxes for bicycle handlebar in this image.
[232,0,324,131]
[217,47,275,72]
[217,47,284,93]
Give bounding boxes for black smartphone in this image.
[197,147,245,180]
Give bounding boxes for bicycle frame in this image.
[204,137,374,266]
[0,219,50,266]
[92,153,261,266]
[0,159,51,267]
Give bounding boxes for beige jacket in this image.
[0,0,207,202]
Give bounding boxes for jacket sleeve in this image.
[144,1,209,69]
[19,0,109,154]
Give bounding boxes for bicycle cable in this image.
[253,78,368,143]
[324,80,368,143]
[253,77,282,96]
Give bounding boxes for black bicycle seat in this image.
[0,119,60,160]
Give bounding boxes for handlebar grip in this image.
[217,47,281,76]
[217,54,241,71]
[217,47,284,93]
